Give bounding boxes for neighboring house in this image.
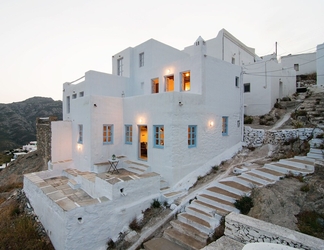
[280,52,316,76]
[317,43,324,86]
[24,35,243,249]
[184,29,296,116]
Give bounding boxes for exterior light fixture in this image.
[209,121,214,127]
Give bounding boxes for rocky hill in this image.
[0,97,62,151]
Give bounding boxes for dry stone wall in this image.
[36,117,57,167]
[244,126,323,147]
[225,212,324,250]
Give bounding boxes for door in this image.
[138,125,148,160]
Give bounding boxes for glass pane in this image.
[192,140,195,145]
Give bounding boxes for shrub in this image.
[129,217,142,231]
[274,102,282,109]
[150,199,161,208]
[234,195,253,215]
[297,211,324,238]
[244,116,253,124]
[300,184,310,192]
[207,216,225,244]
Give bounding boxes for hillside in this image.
[0,97,62,151]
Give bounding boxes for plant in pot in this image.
[112,154,116,160]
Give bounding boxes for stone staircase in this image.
[144,151,318,250]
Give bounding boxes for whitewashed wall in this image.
[280,52,316,75]
[225,212,324,250]
[317,43,324,86]
[51,121,72,163]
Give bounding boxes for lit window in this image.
[72,93,77,99]
[235,76,239,88]
[139,52,144,67]
[188,125,197,148]
[66,96,70,113]
[294,64,299,71]
[222,117,228,136]
[153,125,164,148]
[244,83,250,93]
[125,125,132,144]
[79,91,84,97]
[165,75,174,92]
[152,78,159,93]
[117,58,123,76]
[181,71,190,91]
[78,124,83,143]
[103,125,113,144]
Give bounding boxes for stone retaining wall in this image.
[224,212,324,250]
[244,126,323,147]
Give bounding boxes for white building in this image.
[184,29,296,116]
[317,43,324,86]
[24,35,244,250]
[280,52,316,76]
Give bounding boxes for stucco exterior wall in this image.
[51,120,72,163]
[280,52,316,75]
[317,43,324,86]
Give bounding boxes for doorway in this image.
[138,125,148,160]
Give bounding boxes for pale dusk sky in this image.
[0,0,323,104]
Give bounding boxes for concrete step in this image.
[218,180,252,194]
[310,148,324,154]
[163,228,206,250]
[185,206,220,227]
[170,220,209,244]
[264,162,313,176]
[144,237,187,250]
[294,156,316,162]
[162,190,186,204]
[309,138,324,148]
[236,176,264,187]
[251,168,284,181]
[191,200,231,217]
[123,160,150,174]
[280,158,314,169]
[197,194,238,214]
[307,152,324,159]
[240,172,274,185]
[177,213,212,235]
[160,180,169,189]
[206,186,241,201]
[67,179,80,189]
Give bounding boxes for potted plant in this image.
[112,154,116,160]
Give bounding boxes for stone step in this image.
[310,148,324,154]
[127,166,146,175]
[170,220,209,244]
[264,163,313,176]
[251,168,284,180]
[280,158,314,169]
[241,172,275,185]
[163,191,186,204]
[294,155,316,162]
[197,194,238,214]
[206,186,241,201]
[160,180,169,189]
[144,237,187,250]
[218,180,252,193]
[163,228,206,250]
[307,152,324,159]
[186,206,220,227]
[236,176,264,187]
[191,200,231,217]
[177,213,212,235]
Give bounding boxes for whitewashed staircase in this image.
[144,154,317,250]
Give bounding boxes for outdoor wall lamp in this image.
[209,121,214,127]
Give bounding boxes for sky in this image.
[0,0,323,104]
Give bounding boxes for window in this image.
[117,58,123,76]
[72,93,77,99]
[244,83,250,93]
[79,91,84,97]
[153,125,164,148]
[188,125,197,148]
[78,124,83,143]
[232,57,235,64]
[67,96,70,113]
[222,117,228,136]
[235,77,239,88]
[165,75,174,92]
[181,71,190,91]
[125,125,132,144]
[139,52,144,67]
[103,125,113,144]
[294,64,299,71]
[152,78,159,93]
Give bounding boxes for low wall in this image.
[225,212,324,250]
[244,126,323,147]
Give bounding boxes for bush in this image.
[150,199,161,208]
[244,116,253,124]
[129,217,142,231]
[300,184,310,192]
[274,102,282,109]
[297,211,324,238]
[234,195,253,215]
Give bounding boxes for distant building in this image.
[280,52,316,76]
[317,43,324,86]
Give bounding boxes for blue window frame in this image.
[125,125,132,144]
[222,117,228,136]
[78,124,83,144]
[153,125,164,148]
[188,125,197,147]
[103,124,113,144]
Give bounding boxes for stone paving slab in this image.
[56,197,77,211]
